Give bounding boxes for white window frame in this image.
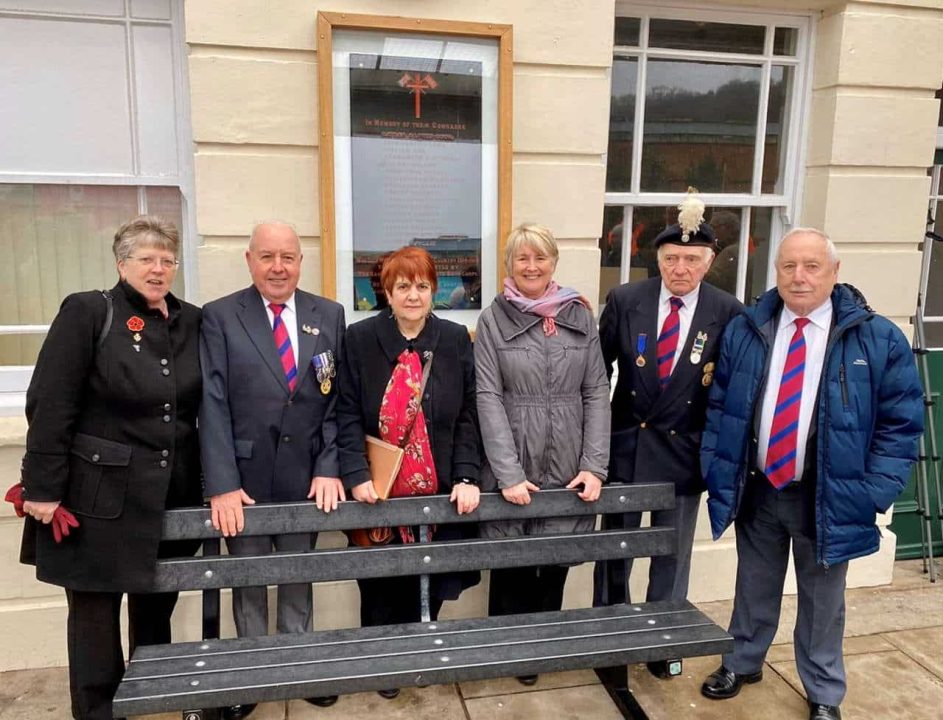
[606,2,816,302]
[0,0,197,410]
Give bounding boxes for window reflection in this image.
[614,17,641,47]
[649,19,765,55]
[598,205,625,308]
[746,207,772,302]
[606,58,638,192]
[773,27,798,56]
[924,200,943,317]
[763,66,793,194]
[703,208,743,295]
[641,60,762,193]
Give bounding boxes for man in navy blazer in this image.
[593,195,742,679]
[200,221,346,718]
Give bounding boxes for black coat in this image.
[603,278,742,495]
[336,310,480,492]
[20,281,203,592]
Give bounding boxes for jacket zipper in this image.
[839,363,849,407]
[817,313,869,567]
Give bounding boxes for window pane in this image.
[627,206,676,281]
[606,58,638,192]
[762,66,794,194]
[925,201,943,316]
[131,0,171,20]
[649,19,765,55]
[614,17,641,47]
[0,0,123,13]
[598,206,625,307]
[773,27,798,56]
[0,17,133,175]
[746,207,773,303]
[133,24,179,176]
[703,208,744,296]
[642,60,761,193]
[0,185,183,365]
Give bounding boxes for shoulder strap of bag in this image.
[97,290,113,353]
[398,352,434,448]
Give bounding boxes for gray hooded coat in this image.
[475,295,610,538]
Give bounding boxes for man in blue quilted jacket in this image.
[699,228,923,720]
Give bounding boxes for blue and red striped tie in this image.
[765,317,811,489]
[269,303,297,393]
[657,296,684,389]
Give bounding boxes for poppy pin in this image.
[127,316,145,333]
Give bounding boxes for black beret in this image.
[654,222,718,251]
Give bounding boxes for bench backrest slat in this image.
[152,527,674,592]
[161,485,674,540]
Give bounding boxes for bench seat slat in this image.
[123,605,716,678]
[152,528,674,592]
[113,602,732,716]
[161,485,675,540]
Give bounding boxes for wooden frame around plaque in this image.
[315,11,513,300]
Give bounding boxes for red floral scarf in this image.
[377,348,438,542]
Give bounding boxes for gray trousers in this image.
[225,532,316,637]
[724,480,847,706]
[593,492,701,606]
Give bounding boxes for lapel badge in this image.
[132,344,141,353]
[302,324,320,336]
[635,333,648,368]
[702,372,713,387]
[703,362,716,374]
[132,332,142,342]
[690,331,707,365]
[312,350,336,394]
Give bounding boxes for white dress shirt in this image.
[757,299,833,482]
[657,282,701,371]
[261,292,300,368]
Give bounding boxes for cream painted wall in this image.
[4,0,943,672]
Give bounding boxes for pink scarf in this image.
[503,278,591,336]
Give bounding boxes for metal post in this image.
[418,522,431,623]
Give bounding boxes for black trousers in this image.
[488,565,570,616]
[358,575,445,627]
[65,588,179,720]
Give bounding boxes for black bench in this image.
[113,484,732,719]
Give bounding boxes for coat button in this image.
[162,368,170,376]
[159,460,168,468]
[91,453,100,462]
[669,430,677,436]
[630,390,636,397]
[162,415,171,423]
[160,358,168,366]
[282,435,291,443]
[640,422,647,429]
[161,449,169,457]
[163,403,171,411]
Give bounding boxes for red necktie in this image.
[656,296,684,389]
[765,317,811,489]
[270,303,297,392]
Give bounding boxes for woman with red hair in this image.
[336,245,481,698]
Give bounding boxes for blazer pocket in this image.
[234,439,254,459]
[68,433,133,519]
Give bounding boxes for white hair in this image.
[777,227,839,266]
[248,220,300,251]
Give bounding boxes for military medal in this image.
[701,361,715,387]
[312,350,336,395]
[302,324,320,336]
[690,331,707,365]
[635,333,647,368]
[127,316,145,352]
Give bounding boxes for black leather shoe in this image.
[305,695,339,707]
[516,675,538,686]
[700,665,763,699]
[221,704,257,720]
[809,703,841,720]
[377,688,400,699]
[646,661,671,679]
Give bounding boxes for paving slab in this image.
[882,625,943,680]
[766,633,897,664]
[288,685,466,719]
[625,654,808,720]
[0,666,71,720]
[465,683,622,720]
[460,669,598,699]
[771,650,943,719]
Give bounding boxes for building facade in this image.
[1,0,942,669]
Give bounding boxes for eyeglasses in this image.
[128,256,179,270]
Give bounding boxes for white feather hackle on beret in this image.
[677,187,705,243]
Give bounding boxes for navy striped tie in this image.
[269,303,297,392]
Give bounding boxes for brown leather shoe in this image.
[700,665,763,699]
[809,703,841,720]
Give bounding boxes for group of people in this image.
[13,191,923,720]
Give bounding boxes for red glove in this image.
[51,507,80,544]
[4,483,26,518]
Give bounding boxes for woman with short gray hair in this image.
[9,215,203,719]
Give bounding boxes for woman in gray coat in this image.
[475,223,610,685]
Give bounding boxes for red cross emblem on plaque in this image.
[398,73,438,119]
